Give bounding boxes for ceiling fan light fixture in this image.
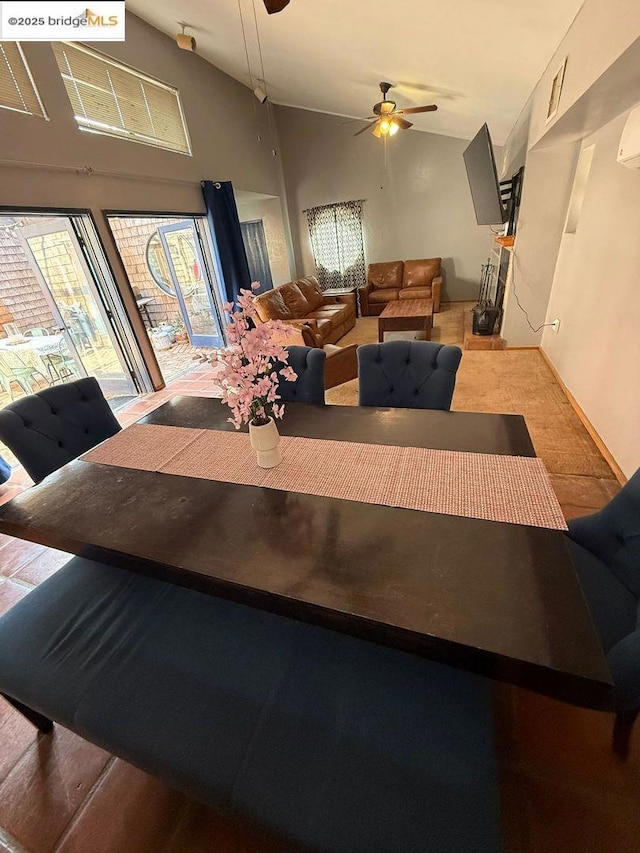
[388,119,400,136]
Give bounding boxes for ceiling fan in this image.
[354,82,438,138]
[263,0,290,12]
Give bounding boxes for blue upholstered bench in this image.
[0,557,502,852]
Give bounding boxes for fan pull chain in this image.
[237,0,262,143]
[251,0,277,156]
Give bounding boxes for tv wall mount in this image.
[499,166,524,236]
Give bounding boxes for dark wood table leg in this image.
[378,319,384,343]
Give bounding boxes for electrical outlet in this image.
[551,319,561,333]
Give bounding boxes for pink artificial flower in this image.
[207,283,298,427]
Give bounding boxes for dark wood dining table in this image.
[0,396,612,709]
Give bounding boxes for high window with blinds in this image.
[52,42,191,155]
[0,42,47,119]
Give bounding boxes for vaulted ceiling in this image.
[128,0,584,144]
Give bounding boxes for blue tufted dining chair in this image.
[566,469,640,759]
[0,377,121,483]
[357,340,462,411]
[277,346,326,405]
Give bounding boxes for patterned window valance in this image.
[305,200,366,290]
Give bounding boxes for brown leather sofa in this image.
[359,259,442,316]
[254,277,356,345]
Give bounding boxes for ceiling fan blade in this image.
[396,105,438,115]
[341,116,376,125]
[354,119,379,137]
[393,116,413,130]
[263,0,290,13]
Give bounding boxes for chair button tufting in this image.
[57,441,64,448]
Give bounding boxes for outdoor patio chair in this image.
[0,353,38,400]
[43,339,78,384]
[0,377,121,483]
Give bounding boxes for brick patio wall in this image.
[108,217,186,329]
[0,219,56,337]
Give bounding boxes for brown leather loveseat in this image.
[253,277,356,345]
[359,259,442,316]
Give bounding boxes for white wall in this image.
[276,105,496,301]
[527,0,640,149]
[500,141,579,345]
[540,111,640,479]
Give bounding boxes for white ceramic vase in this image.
[249,417,282,468]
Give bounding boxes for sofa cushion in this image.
[254,288,293,322]
[296,277,325,311]
[403,259,441,289]
[278,283,311,318]
[368,262,403,289]
[369,288,399,304]
[399,287,432,300]
[308,305,347,327]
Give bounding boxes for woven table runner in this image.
[82,423,567,530]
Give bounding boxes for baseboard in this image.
[538,347,627,485]
[504,346,539,351]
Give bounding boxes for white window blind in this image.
[52,42,191,155]
[0,42,47,118]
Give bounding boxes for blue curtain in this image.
[201,180,251,304]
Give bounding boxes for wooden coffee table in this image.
[378,298,433,342]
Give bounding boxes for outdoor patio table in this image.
[0,334,65,372]
[0,396,612,710]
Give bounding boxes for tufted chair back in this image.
[568,470,640,599]
[357,341,462,411]
[277,346,326,405]
[0,378,121,483]
[566,471,640,753]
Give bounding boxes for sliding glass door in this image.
[157,221,224,347]
[17,219,137,399]
[0,212,142,411]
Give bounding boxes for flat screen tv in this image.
[463,124,506,225]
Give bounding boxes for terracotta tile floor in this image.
[0,304,634,853]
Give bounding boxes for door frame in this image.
[15,217,135,390]
[0,207,151,395]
